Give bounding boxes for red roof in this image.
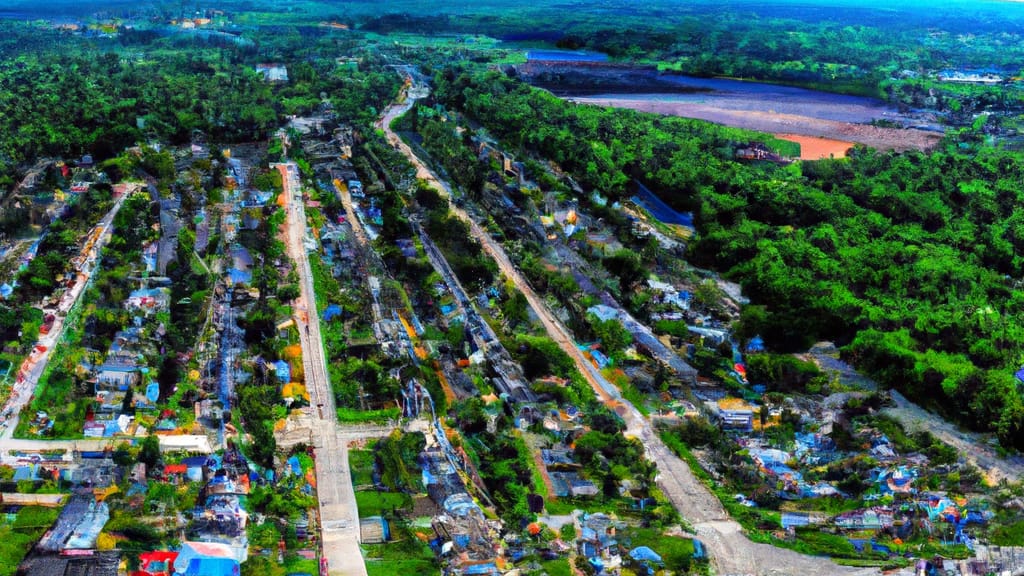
[165,464,187,474]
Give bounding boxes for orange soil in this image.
[572,97,943,153]
[775,133,854,160]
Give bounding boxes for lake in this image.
[526,50,608,62]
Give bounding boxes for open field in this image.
[572,96,943,152]
[776,133,855,159]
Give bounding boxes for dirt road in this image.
[810,346,1024,486]
[379,80,876,576]
[884,390,1024,485]
[1,191,130,440]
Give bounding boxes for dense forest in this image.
[0,22,398,194]
[432,68,1024,449]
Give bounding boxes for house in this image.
[587,305,619,323]
[133,550,177,576]
[255,63,288,83]
[834,507,895,531]
[719,409,753,432]
[359,516,390,544]
[876,466,918,495]
[569,477,599,497]
[126,287,170,312]
[173,542,242,576]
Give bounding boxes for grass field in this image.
[621,527,697,573]
[355,491,413,517]
[362,524,437,576]
[349,449,377,487]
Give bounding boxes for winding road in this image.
[379,77,878,576]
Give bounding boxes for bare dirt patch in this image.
[776,133,854,160]
[573,97,943,153]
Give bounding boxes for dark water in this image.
[526,50,608,62]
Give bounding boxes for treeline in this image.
[433,69,1024,449]
[0,23,399,192]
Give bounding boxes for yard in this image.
[362,524,437,576]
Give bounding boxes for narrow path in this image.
[379,80,877,576]
[1,190,131,440]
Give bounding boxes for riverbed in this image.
[573,93,943,153]
[561,72,944,153]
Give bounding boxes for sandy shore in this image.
[572,97,944,153]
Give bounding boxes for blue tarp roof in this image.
[629,546,663,563]
[746,336,765,353]
[462,563,496,575]
[13,465,37,481]
[183,558,240,576]
[323,304,342,321]
[227,268,251,285]
[274,360,290,383]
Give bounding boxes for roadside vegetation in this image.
[427,68,1024,450]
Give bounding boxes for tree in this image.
[251,522,282,550]
[138,434,161,469]
[502,291,529,327]
[588,314,632,356]
[603,250,645,292]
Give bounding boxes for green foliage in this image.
[376,430,425,492]
[746,353,823,394]
[441,69,1024,449]
[250,522,283,550]
[587,314,632,357]
[362,523,437,576]
[249,484,317,521]
[513,334,576,380]
[0,507,59,576]
[603,250,646,293]
[990,520,1024,547]
[470,430,538,526]
[423,207,496,289]
[241,556,286,576]
[138,434,162,469]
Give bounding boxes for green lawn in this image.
[355,491,412,517]
[624,528,696,572]
[349,449,376,487]
[0,507,60,576]
[539,559,572,576]
[362,525,437,576]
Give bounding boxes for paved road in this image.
[1,191,130,440]
[379,81,877,576]
[277,163,368,576]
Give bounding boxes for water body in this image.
[526,50,608,62]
